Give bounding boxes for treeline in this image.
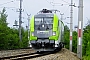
[83,24,90,60]
[64,24,90,60]
[64,25,77,53]
[0,8,28,50]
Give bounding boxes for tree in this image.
[0,8,29,50]
[0,8,8,49]
[83,25,90,60]
[72,31,77,53]
[0,8,8,26]
[64,25,70,49]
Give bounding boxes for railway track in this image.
[0,48,80,60]
[0,48,35,57]
[0,51,55,60]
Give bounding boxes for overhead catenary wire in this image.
[45,0,52,4]
[22,1,31,26]
[44,0,70,20]
[45,0,53,6]
[0,7,18,11]
[22,2,29,17]
[0,0,18,12]
[61,0,70,4]
[63,6,69,14]
[0,0,16,6]
[45,0,66,7]
[45,0,70,6]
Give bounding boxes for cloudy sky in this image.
[0,0,90,30]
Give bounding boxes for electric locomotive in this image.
[30,9,64,51]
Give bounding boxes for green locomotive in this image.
[30,9,64,51]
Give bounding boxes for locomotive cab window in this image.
[34,18,43,25]
[34,17,53,30]
[43,17,53,24]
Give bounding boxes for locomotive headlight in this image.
[53,32,56,35]
[32,32,34,36]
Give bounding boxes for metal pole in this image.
[27,14,31,47]
[77,0,83,59]
[70,0,73,51]
[19,0,22,42]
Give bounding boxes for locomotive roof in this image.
[34,13,54,18]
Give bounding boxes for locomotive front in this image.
[30,9,63,51]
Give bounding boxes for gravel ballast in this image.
[28,48,80,60]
